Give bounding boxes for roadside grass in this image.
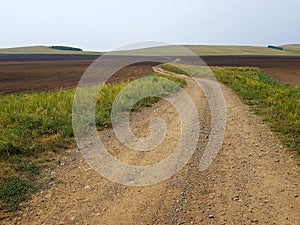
[162,64,300,154]
[160,64,189,76]
[211,67,300,153]
[0,72,186,212]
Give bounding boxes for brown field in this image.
[0,55,299,94]
[203,56,300,87]
[0,55,159,94]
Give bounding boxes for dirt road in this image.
[2,69,300,225]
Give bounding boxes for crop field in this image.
[0,58,159,94]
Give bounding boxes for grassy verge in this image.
[212,67,300,153]
[160,64,189,76]
[162,64,300,154]
[0,72,186,211]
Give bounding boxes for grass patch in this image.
[162,65,300,154]
[155,73,187,87]
[160,64,189,76]
[160,64,214,78]
[0,177,33,211]
[212,67,300,153]
[0,72,185,211]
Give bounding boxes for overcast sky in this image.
[1,0,299,51]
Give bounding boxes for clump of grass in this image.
[211,67,300,153]
[0,72,186,211]
[0,177,33,211]
[0,158,42,211]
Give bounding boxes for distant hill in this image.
[281,44,300,53]
[0,45,299,56]
[185,45,300,56]
[110,45,300,56]
[0,46,102,55]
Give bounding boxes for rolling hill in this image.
[281,44,300,54]
[0,46,102,55]
[0,45,300,56]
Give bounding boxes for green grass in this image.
[0,72,185,211]
[109,45,300,56]
[212,67,300,153]
[161,65,300,154]
[160,64,189,76]
[201,66,299,153]
[185,45,299,56]
[0,177,33,211]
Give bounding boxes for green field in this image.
[281,44,300,54]
[1,44,300,56]
[185,45,300,56]
[110,45,300,56]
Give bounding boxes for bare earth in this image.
[2,71,300,225]
[0,55,300,94]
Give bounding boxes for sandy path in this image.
[2,69,299,225]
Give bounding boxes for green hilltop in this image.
[0,46,102,55]
[0,44,300,56]
[110,44,300,56]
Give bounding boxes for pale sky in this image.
[1,0,299,51]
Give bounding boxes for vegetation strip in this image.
[162,64,300,155]
[212,67,299,153]
[0,72,186,211]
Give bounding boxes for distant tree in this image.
[268,45,283,51]
[49,46,83,52]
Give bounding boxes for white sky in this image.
[1,0,299,51]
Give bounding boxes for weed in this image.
[0,177,32,211]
